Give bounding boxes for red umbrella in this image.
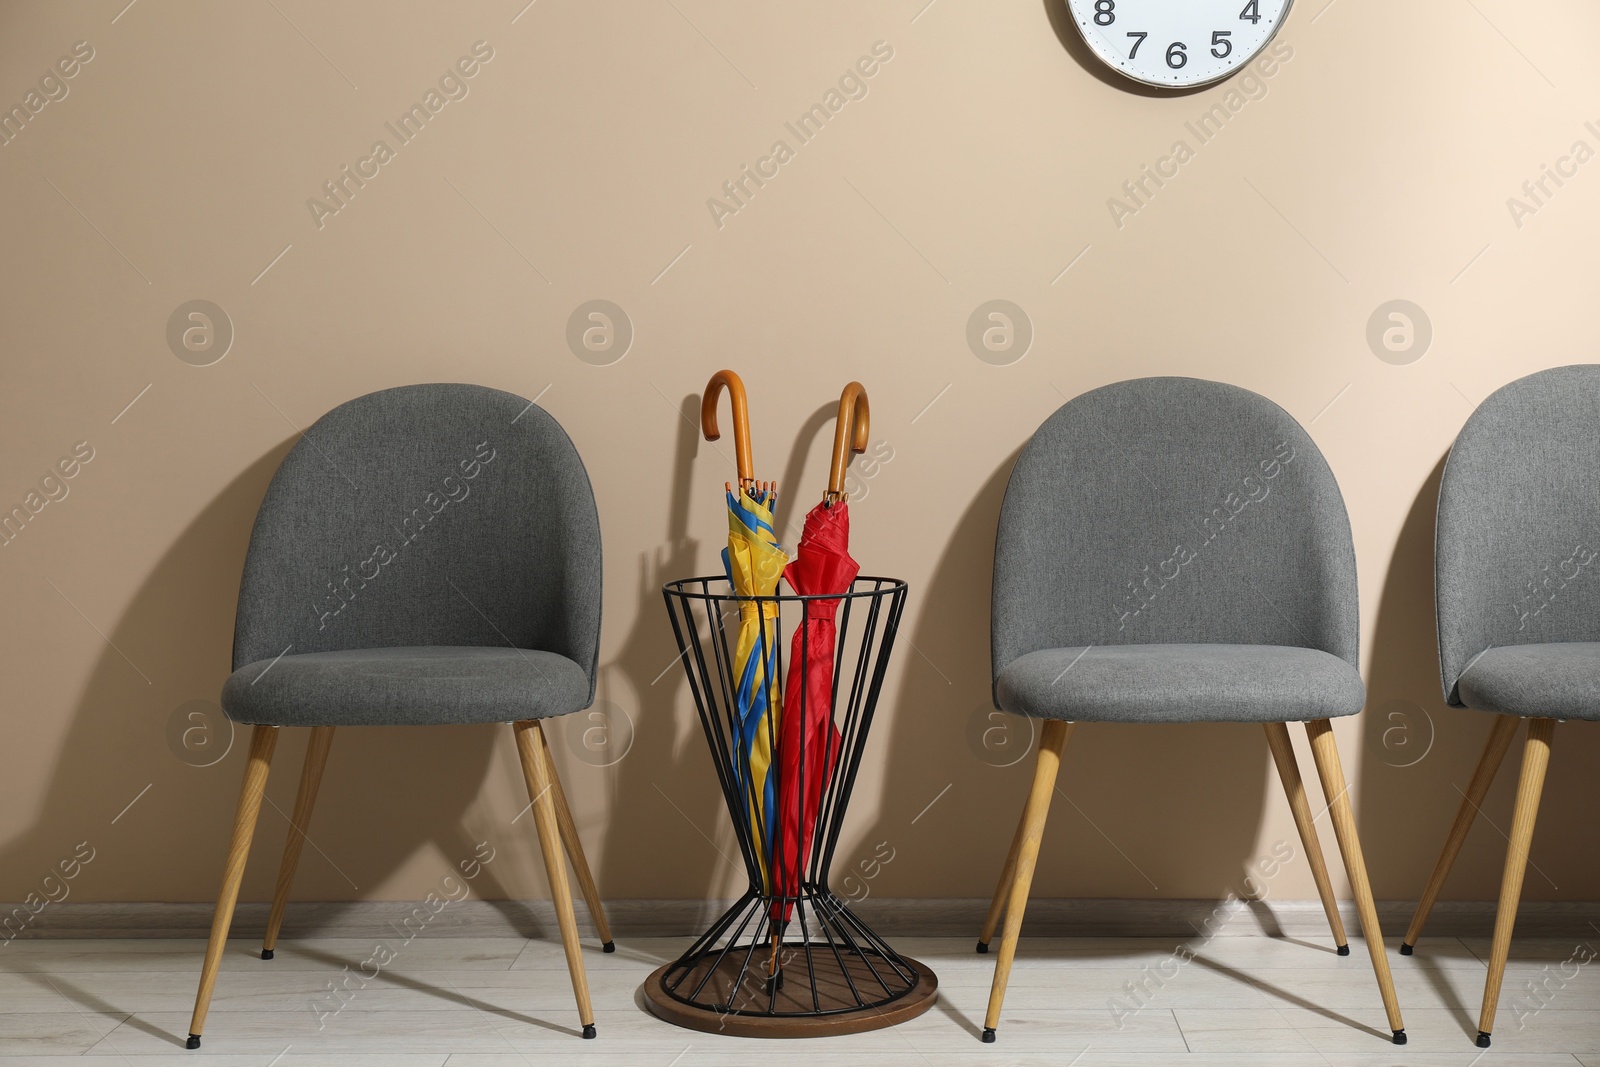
[772,383,869,923]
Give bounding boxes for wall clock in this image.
[1065,0,1291,88]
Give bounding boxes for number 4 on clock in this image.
[1239,1,1262,23]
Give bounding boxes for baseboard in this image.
[2,898,1595,942]
[847,898,1600,941]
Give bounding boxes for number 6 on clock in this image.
[1066,0,1291,88]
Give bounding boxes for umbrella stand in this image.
[646,575,938,1037]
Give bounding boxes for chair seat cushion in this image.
[1456,642,1600,720]
[995,643,1365,723]
[221,646,591,727]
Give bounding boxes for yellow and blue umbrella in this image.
[702,370,790,889]
[723,483,788,883]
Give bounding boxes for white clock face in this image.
[1066,0,1292,88]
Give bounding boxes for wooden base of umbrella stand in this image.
[644,945,938,1038]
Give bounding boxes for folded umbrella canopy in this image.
[702,371,788,889]
[771,383,869,923]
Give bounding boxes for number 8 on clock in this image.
[1066,0,1290,88]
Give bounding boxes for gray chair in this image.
[1403,364,1600,1048]
[186,383,611,1047]
[978,377,1405,1044]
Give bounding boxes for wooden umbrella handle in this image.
[826,382,870,503]
[702,370,754,488]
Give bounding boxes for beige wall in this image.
[2,0,1598,909]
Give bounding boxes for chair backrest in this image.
[992,377,1359,686]
[1436,364,1600,705]
[233,383,602,702]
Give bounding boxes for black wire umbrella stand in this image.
[644,576,939,1037]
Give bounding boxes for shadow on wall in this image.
[586,408,966,909]
[773,402,840,543]
[841,452,1276,917]
[590,396,841,900]
[590,394,725,901]
[1358,454,1600,904]
[0,441,519,925]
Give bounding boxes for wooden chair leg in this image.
[514,720,596,1038]
[1402,713,1520,954]
[187,725,279,1049]
[982,719,1072,1043]
[1263,722,1348,953]
[977,802,1028,953]
[262,725,336,959]
[1476,717,1555,1048]
[542,733,614,951]
[1305,719,1406,1044]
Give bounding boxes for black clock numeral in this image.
[1165,40,1187,68]
[1239,0,1262,23]
[1126,30,1147,57]
[1211,30,1232,57]
[1094,0,1115,25]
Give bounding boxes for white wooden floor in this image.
[0,933,1595,1064]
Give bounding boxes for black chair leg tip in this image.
[185,1035,201,1050]
[1336,943,1350,956]
[981,1028,996,1043]
[1399,942,1413,956]
[1392,1029,1407,1045]
[1476,1032,1491,1048]
[976,940,989,954]
[582,1024,597,1040]
[602,941,615,953]
[261,948,274,960]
